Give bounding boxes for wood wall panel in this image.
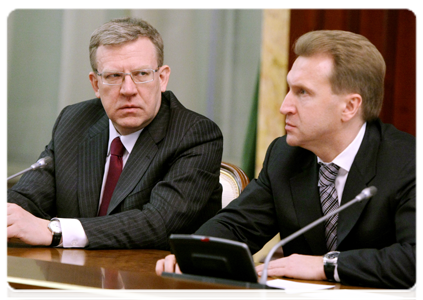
[289,9,416,136]
[391,10,416,135]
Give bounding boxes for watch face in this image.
[49,221,61,233]
[325,251,340,263]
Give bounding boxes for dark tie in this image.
[98,137,125,216]
[319,163,340,251]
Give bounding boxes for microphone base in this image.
[162,272,279,289]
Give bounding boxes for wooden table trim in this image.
[5,276,178,300]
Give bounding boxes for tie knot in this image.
[110,137,125,157]
[319,163,340,186]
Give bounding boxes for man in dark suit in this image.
[7,17,223,250]
[156,30,415,288]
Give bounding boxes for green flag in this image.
[241,67,260,180]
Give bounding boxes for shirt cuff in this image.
[57,218,89,248]
[334,265,341,282]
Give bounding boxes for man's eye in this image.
[134,70,150,77]
[106,73,122,79]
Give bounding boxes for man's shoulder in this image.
[162,91,222,133]
[62,98,104,114]
[377,120,415,143]
[265,135,315,167]
[53,98,107,135]
[145,91,222,144]
[163,91,215,122]
[365,119,415,171]
[368,119,415,152]
[269,135,311,156]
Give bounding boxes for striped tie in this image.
[319,163,340,251]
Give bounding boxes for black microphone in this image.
[7,156,53,181]
[258,186,378,285]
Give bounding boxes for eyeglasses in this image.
[97,68,159,85]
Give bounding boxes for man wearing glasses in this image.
[7,17,223,249]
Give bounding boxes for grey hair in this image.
[89,17,164,72]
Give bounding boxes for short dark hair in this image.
[294,30,386,121]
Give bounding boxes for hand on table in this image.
[7,203,52,246]
[255,253,326,281]
[155,254,181,276]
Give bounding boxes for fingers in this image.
[175,263,181,274]
[264,266,286,277]
[255,258,282,270]
[7,203,26,232]
[155,258,165,276]
[7,223,18,239]
[6,205,52,246]
[256,257,297,278]
[156,254,178,276]
[256,255,326,280]
[164,254,178,273]
[255,263,264,273]
[7,203,20,219]
[7,203,26,226]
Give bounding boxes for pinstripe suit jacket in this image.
[8,91,223,249]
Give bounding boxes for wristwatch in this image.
[323,251,340,281]
[47,218,62,247]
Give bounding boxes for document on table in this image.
[301,290,403,300]
[267,279,335,292]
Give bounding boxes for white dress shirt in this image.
[58,120,142,248]
[317,122,366,282]
[317,122,366,203]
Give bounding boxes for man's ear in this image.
[158,65,171,92]
[342,93,362,122]
[89,72,101,98]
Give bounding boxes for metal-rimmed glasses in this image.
[97,68,159,85]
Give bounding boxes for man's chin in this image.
[114,119,148,135]
[285,134,299,147]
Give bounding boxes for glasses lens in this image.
[132,70,154,83]
[102,72,123,85]
[100,69,156,85]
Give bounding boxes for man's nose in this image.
[120,74,137,95]
[280,91,295,115]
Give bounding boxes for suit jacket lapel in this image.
[290,154,328,254]
[337,122,379,247]
[78,114,109,217]
[106,95,170,215]
[106,131,158,214]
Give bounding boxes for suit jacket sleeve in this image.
[7,107,65,219]
[196,139,280,254]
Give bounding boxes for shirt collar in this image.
[107,120,143,155]
[317,122,366,172]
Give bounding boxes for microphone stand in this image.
[7,157,53,181]
[259,186,377,285]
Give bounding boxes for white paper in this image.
[266,278,335,292]
[301,290,403,300]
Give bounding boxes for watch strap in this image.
[50,232,62,247]
[323,251,340,281]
